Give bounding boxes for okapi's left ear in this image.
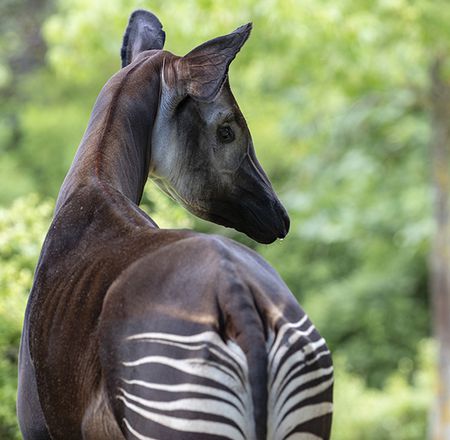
[178,23,252,102]
[121,10,165,68]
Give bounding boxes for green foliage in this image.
[142,184,194,230]
[0,0,446,437]
[0,196,52,439]
[332,340,435,439]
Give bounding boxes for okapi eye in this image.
[217,126,235,143]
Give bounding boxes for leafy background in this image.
[1,0,447,438]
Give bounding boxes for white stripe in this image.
[276,350,331,396]
[269,324,317,382]
[122,379,245,412]
[118,395,246,440]
[123,355,245,391]
[269,339,329,429]
[285,433,323,440]
[274,375,334,428]
[127,331,246,364]
[118,388,247,433]
[123,418,158,440]
[267,322,332,440]
[132,338,246,381]
[274,402,333,439]
[270,338,328,393]
[269,323,316,369]
[268,316,308,362]
[275,366,334,414]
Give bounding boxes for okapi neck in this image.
[55,53,164,212]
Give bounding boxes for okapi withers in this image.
[17,9,333,440]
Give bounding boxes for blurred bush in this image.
[1,0,445,437]
[0,195,52,439]
[332,340,434,439]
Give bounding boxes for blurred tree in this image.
[2,0,449,437]
[0,0,434,384]
[429,56,450,440]
[0,0,54,202]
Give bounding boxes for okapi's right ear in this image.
[121,10,165,68]
[177,23,252,102]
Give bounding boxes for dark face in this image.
[121,14,289,243]
[151,76,289,244]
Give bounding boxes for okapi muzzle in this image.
[206,149,290,244]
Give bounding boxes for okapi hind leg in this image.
[81,385,124,440]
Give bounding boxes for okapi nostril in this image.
[278,226,288,240]
[274,203,290,239]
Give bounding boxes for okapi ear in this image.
[121,10,165,68]
[178,23,252,102]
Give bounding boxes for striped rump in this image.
[114,316,333,440]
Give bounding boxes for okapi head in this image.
[122,10,290,244]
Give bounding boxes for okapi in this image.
[17,10,333,440]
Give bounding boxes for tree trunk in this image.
[430,56,450,440]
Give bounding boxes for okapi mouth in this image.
[244,202,290,243]
[198,197,290,244]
